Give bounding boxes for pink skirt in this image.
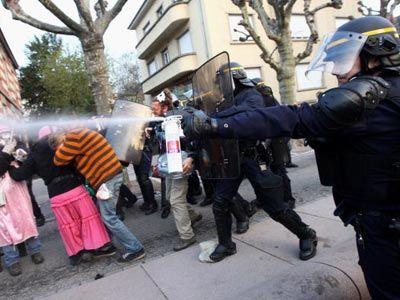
[50,185,110,256]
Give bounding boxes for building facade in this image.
[0,28,22,118]
[129,0,360,104]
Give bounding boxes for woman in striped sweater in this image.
[53,127,145,262]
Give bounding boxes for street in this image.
[0,148,333,300]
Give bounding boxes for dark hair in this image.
[152,88,173,110]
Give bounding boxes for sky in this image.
[0,0,144,66]
[0,0,396,67]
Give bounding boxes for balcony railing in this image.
[142,53,197,94]
[136,1,190,60]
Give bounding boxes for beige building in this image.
[0,28,22,117]
[129,0,360,104]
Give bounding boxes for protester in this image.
[0,128,44,276]
[8,126,113,266]
[153,89,202,251]
[53,127,145,262]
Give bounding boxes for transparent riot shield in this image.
[105,100,152,165]
[191,51,240,178]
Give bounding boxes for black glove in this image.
[181,108,218,139]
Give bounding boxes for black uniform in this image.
[210,84,316,262]
[214,73,399,299]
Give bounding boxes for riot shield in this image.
[191,51,240,178]
[105,100,152,165]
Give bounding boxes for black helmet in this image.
[252,77,274,97]
[218,62,255,87]
[307,16,400,75]
[338,16,399,57]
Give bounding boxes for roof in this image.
[127,0,156,30]
[0,27,19,69]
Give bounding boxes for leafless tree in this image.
[358,0,400,18]
[109,53,144,103]
[232,0,342,104]
[2,0,129,114]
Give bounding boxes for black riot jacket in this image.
[216,72,400,211]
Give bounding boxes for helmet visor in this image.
[307,31,367,76]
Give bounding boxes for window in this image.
[162,48,170,65]
[156,5,164,18]
[229,14,253,42]
[244,67,261,80]
[147,59,157,76]
[296,64,323,90]
[178,31,193,54]
[336,17,351,29]
[290,15,311,39]
[143,21,150,34]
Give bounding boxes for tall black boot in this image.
[210,206,236,262]
[270,209,317,260]
[231,195,249,234]
[138,176,158,215]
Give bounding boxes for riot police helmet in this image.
[217,61,255,87]
[307,16,400,76]
[252,77,274,97]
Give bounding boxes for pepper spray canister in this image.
[163,116,183,176]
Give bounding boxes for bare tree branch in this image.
[248,0,281,42]
[295,0,342,64]
[310,0,343,15]
[236,2,279,71]
[2,0,74,35]
[357,0,379,16]
[389,0,400,17]
[37,0,85,33]
[74,0,95,32]
[97,0,128,33]
[285,0,297,16]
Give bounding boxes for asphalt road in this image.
[0,149,332,300]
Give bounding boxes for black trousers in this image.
[356,213,400,300]
[27,179,43,218]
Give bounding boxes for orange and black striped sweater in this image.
[53,128,122,190]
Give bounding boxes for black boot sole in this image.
[299,240,318,261]
[210,248,237,262]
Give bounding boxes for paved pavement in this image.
[43,196,370,300]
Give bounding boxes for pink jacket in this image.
[0,170,38,247]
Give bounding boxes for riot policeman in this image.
[183,16,400,299]
[252,77,296,209]
[205,62,317,262]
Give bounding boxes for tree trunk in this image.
[277,30,296,105]
[80,34,113,114]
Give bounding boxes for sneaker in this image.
[173,237,196,252]
[199,197,213,207]
[81,251,94,263]
[190,214,203,227]
[69,253,82,266]
[36,214,46,227]
[31,253,44,264]
[145,203,158,215]
[118,249,145,263]
[161,207,170,219]
[7,262,22,277]
[93,244,117,258]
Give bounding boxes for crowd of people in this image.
[0,14,398,300]
[0,73,301,277]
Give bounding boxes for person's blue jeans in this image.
[2,237,41,267]
[97,173,143,254]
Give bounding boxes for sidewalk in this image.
[43,196,369,300]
